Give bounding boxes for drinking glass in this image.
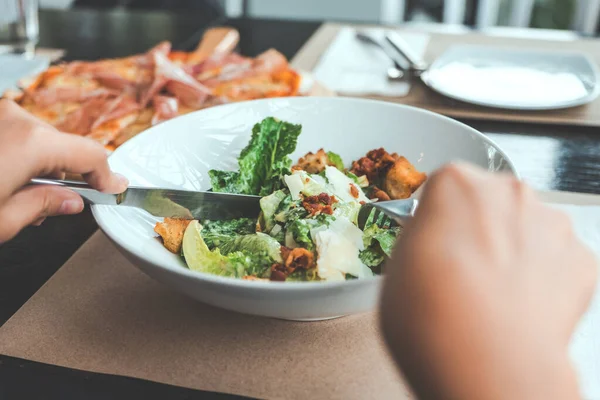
[0,0,39,56]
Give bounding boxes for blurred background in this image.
[38,0,598,35]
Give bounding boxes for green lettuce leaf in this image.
[274,194,307,224]
[269,224,285,243]
[359,223,402,269]
[207,170,240,194]
[183,221,277,279]
[218,232,283,263]
[334,202,361,225]
[359,248,385,267]
[286,214,335,251]
[327,151,344,171]
[201,218,257,249]
[346,171,369,188]
[182,221,242,277]
[286,219,315,250]
[209,117,302,195]
[260,190,287,232]
[362,224,401,257]
[227,251,273,278]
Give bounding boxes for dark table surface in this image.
[2,8,600,400]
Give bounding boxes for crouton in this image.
[293,148,334,174]
[154,218,192,254]
[383,157,427,200]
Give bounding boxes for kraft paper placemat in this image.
[0,232,410,400]
[292,23,600,127]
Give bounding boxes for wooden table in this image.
[1,8,600,400]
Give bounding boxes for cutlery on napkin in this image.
[313,27,430,97]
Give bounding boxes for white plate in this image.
[92,97,517,321]
[421,44,600,111]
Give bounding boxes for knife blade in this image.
[28,178,262,221]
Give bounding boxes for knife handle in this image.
[28,178,120,206]
[385,32,428,74]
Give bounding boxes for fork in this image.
[357,198,418,229]
[355,31,406,81]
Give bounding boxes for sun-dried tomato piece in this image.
[351,156,377,182]
[350,148,400,183]
[371,186,391,202]
[280,246,292,262]
[349,183,360,199]
[284,248,315,273]
[302,193,337,216]
[270,264,287,281]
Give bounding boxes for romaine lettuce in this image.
[260,190,287,232]
[209,117,302,196]
[359,248,385,267]
[284,171,331,200]
[359,223,402,269]
[326,151,344,171]
[362,224,401,256]
[227,251,274,278]
[182,221,243,277]
[201,218,256,249]
[183,221,280,279]
[286,214,334,251]
[218,232,283,263]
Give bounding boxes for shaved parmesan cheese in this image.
[311,217,373,281]
[284,173,305,200]
[284,170,331,200]
[325,166,369,203]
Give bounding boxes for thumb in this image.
[0,186,84,243]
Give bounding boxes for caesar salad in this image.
[154,117,426,282]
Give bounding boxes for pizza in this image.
[4,34,301,152]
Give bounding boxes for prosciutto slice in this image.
[151,95,179,125]
[87,112,140,146]
[56,94,139,136]
[191,52,248,76]
[65,42,173,97]
[28,87,118,106]
[140,50,212,108]
[198,49,288,87]
[55,96,113,135]
[91,95,140,130]
[253,49,289,74]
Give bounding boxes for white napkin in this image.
[554,204,600,400]
[0,53,49,95]
[313,27,430,97]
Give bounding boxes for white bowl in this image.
[92,97,517,321]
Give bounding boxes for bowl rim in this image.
[93,96,518,292]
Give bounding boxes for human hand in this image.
[0,100,127,243]
[380,163,597,400]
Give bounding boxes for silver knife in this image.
[28,178,262,220]
[384,31,429,75]
[355,31,406,81]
